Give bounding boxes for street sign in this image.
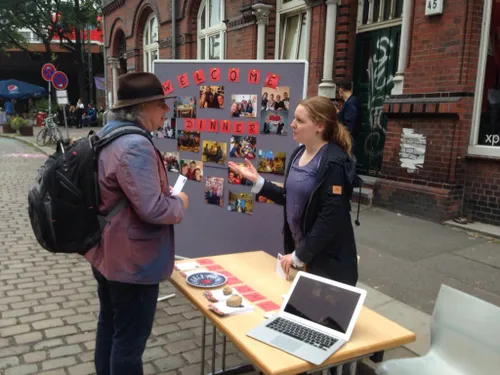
[52,71,68,90]
[41,63,56,82]
[56,90,68,105]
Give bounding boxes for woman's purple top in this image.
[285,145,326,247]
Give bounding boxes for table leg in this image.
[336,365,343,375]
[222,335,227,371]
[349,361,357,375]
[200,316,207,375]
[212,325,217,375]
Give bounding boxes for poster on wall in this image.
[153,60,308,258]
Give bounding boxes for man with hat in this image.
[84,72,189,375]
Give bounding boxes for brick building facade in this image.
[102,0,500,226]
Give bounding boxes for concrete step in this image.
[352,175,377,207]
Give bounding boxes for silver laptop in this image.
[246,271,366,365]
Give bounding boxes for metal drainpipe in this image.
[101,0,109,109]
[171,0,176,59]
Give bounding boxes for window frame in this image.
[197,0,226,60]
[357,0,403,33]
[143,13,159,73]
[469,0,500,157]
[274,0,311,60]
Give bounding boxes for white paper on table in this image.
[208,299,254,316]
[171,175,188,196]
[206,288,242,302]
[174,261,201,272]
[276,253,288,280]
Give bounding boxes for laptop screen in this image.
[283,276,362,334]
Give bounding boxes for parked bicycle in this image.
[36,114,63,146]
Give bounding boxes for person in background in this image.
[84,72,188,375]
[337,81,361,150]
[4,99,15,120]
[229,96,358,286]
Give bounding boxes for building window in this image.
[197,0,225,60]
[143,14,159,73]
[358,0,403,32]
[276,0,310,60]
[470,0,500,156]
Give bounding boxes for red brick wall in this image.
[464,158,500,225]
[404,0,483,93]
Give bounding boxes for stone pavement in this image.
[2,134,500,374]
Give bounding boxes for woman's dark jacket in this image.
[258,142,358,286]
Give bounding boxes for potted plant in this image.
[10,116,33,136]
[2,117,17,134]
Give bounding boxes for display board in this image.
[153,60,308,258]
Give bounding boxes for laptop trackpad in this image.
[271,336,302,352]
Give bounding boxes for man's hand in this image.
[280,254,294,277]
[178,192,189,209]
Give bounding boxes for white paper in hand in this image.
[276,253,288,280]
[171,175,187,196]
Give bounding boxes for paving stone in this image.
[42,356,77,370]
[19,313,49,324]
[15,331,43,345]
[164,338,198,355]
[23,350,48,363]
[45,326,78,338]
[4,364,38,375]
[32,318,65,330]
[49,344,83,358]
[152,323,179,336]
[67,362,95,375]
[0,323,30,337]
[166,329,196,342]
[0,356,19,370]
[65,332,96,345]
[33,339,65,351]
[0,318,17,328]
[143,346,168,362]
[154,354,186,372]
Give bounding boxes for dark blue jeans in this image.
[92,267,159,375]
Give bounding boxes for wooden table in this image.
[169,251,416,375]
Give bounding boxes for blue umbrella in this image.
[0,79,47,100]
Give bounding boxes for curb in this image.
[0,134,51,156]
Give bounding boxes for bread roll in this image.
[226,295,242,307]
[223,286,232,295]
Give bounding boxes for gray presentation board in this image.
[153,60,308,258]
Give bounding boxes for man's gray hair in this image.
[105,105,143,124]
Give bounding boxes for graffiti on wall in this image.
[365,36,394,160]
[399,129,426,173]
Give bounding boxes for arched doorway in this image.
[113,29,127,75]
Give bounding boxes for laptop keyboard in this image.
[266,317,338,350]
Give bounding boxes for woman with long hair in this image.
[229,96,358,285]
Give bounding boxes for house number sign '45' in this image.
[425,0,444,16]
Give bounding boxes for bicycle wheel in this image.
[36,128,49,146]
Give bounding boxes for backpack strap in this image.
[96,124,152,150]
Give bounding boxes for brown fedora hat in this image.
[112,72,175,109]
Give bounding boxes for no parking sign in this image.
[52,71,68,90]
[41,63,56,82]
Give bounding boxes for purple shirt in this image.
[285,145,326,248]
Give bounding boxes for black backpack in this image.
[28,123,152,255]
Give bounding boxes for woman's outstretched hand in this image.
[228,159,260,183]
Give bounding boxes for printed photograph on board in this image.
[199,86,225,109]
[256,182,283,204]
[228,166,253,186]
[202,140,227,165]
[261,87,290,111]
[177,130,201,152]
[229,136,257,159]
[228,191,254,215]
[260,110,288,136]
[205,177,224,207]
[180,159,203,182]
[257,150,286,175]
[162,152,180,173]
[174,96,197,118]
[156,118,177,139]
[230,94,258,118]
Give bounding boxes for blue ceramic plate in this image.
[186,271,227,288]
